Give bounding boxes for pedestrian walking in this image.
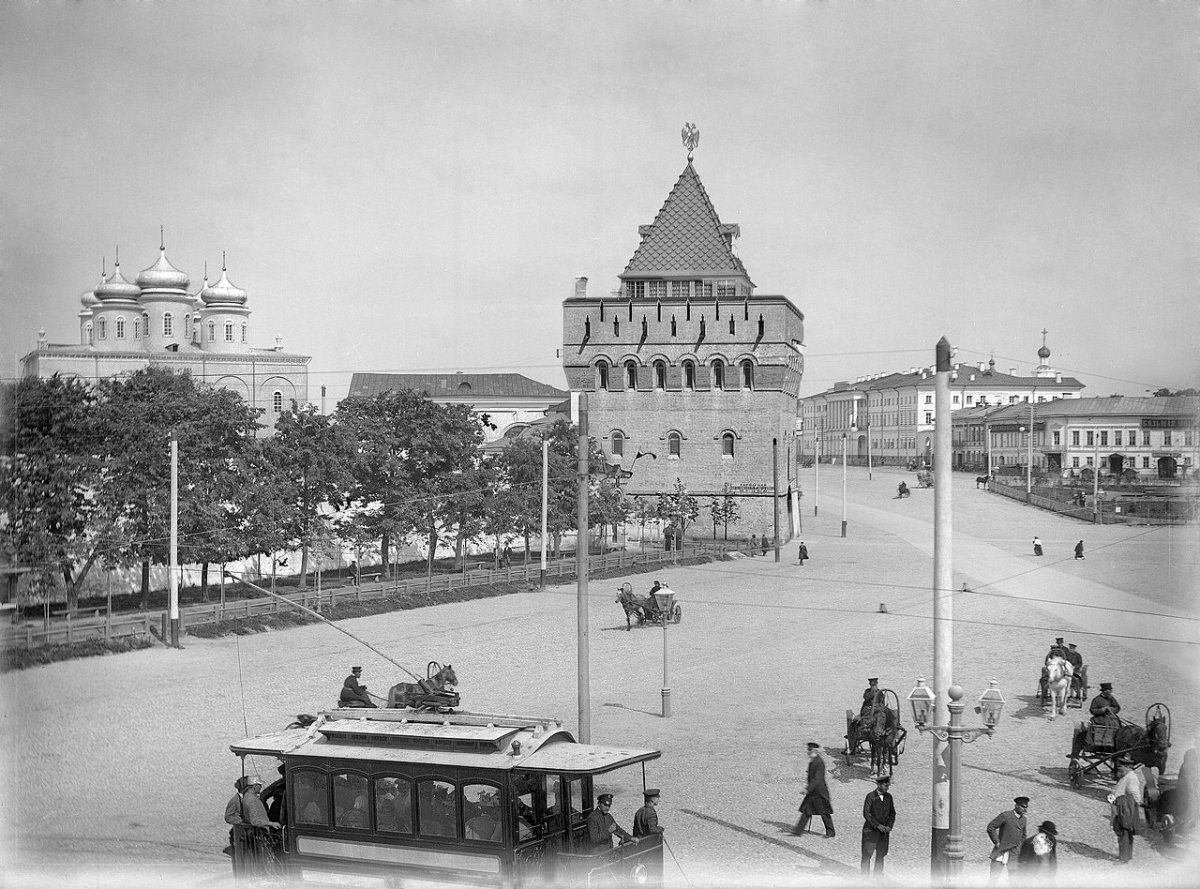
[1074,540,1085,560]
[1016,820,1058,880]
[761,533,770,556]
[749,534,757,556]
[797,541,809,565]
[986,796,1029,883]
[793,742,834,838]
[1110,762,1144,864]
[349,560,360,586]
[1032,536,1043,557]
[861,775,895,876]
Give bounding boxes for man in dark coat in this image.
[1090,682,1121,727]
[1074,540,1085,560]
[797,541,809,565]
[1064,642,1083,672]
[587,793,636,851]
[340,666,377,708]
[632,789,663,838]
[794,742,834,838]
[761,533,770,556]
[1017,820,1057,878]
[859,678,881,723]
[986,796,1029,883]
[1044,637,1067,665]
[861,776,895,876]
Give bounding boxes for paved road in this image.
[2,466,1197,888]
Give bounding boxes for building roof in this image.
[806,365,1085,399]
[348,372,568,401]
[620,162,751,281]
[1027,396,1200,418]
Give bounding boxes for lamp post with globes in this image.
[908,677,1007,878]
[652,586,677,718]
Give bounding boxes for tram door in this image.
[512,772,588,887]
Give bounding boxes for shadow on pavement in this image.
[1008,693,1055,722]
[603,701,661,718]
[1032,766,1114,803]
[680,809,859,876]
[1058,838,1114,862]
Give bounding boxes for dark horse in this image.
[1071,715,1170,775]
[615,586,656,630]
[846,697,904,778]
[975,475,990,489]
[386,662,457,709]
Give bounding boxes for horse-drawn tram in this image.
[228,707,664,888]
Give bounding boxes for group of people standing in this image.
[1031,536,1085,559]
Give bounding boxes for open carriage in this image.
[844,688,908,778]
[615,582,682,630]
[1067,703,1171,788]
[1038,660,1089,710]
[916,469,934,488]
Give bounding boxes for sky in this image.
[1,1,1197,403]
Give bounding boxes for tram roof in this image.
[230,709,661,777]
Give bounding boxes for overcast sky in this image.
[2,1,1196,402]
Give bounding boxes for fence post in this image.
[105,608,111,641]
[66,611,72,644]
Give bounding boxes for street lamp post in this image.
[908,678,1007,879]
[841,432,849,538]
[653,587,676,718]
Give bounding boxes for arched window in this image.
[141,312,149,336]
[722,432,736,458]
[611,431,625,458]
[241,323,247,343]
[98,319,107,339]
[667,431,682,458]
[741,360,754,389]
[712,360,725,390]
[224,322,234,342]
[86,323,93,344]
[625,360,638,390]
[462,783,502,844]
[613,318,620,336]
[115,318,126,339]
[683,360,695,390]
[597,360,609,390]
[207,322,215,342]
[273,390,283,413]
[374,776,413,834]
[163,312,173,337]
[417,779,459,839]
[293,769,329,826]
[133,319,140,339]
[653,360,666,389]
[332,771,371,831]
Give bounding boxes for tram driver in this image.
[587,793,638,852]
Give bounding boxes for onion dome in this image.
[1037,329,1051,361]
[80,288,100,308]
[94,262,142,301]
[137,248,190,291]
[202,262,247,306]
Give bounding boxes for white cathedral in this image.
[20,240,310,424]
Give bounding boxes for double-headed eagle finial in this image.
[681,122,700,160]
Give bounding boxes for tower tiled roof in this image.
[348,372,568,400]
[621,162,751,281]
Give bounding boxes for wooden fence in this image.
[4,542,739,651]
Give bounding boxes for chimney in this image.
[1055,373,1062,383]
[37,328,48,351]
[1010,368,1017,376]
[275,335,283,351]
[978,361,986,371]
[574,277,588,298]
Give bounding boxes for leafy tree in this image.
[1152,387,1199,397]
[656,478,700,544]
[489,436,546,563]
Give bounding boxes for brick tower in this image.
[562,132,806,543]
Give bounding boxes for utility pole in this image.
[169,431,180,648]
[814,419,821,516]
[540,438,549,588]
[930,337,954,873]
[575,393,591,743]
[1093,434,1101,523]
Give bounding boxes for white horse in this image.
[1045,656,1073,718]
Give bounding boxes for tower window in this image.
[625,361,638,390]
[625,281,645,300]
[241,323,247,343]
[613,318,620,336]
[98,319,107,339]
[86,323,93,344]
[648,281,666,300]
[671,281,688,299]
[225,322,234,342]
[667,431,682,458]
[722,432,735,458]
[208,322,215,342]
[683,360,695,390]
[116,318,126,339]
[273,390,283,413]
[597,360,609,390]
[712,360,725,390]
[653,360,666,390]
[741,360,754,389]
[612,431,625,458]
[133,319,140,339]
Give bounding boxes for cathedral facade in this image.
[562,150,806,541]
[20,242,310,424]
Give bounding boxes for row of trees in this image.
[0,369,707,609]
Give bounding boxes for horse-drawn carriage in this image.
[916,469,934,488]
[844,689,907,778]
[615,582,682,630]
[1067,703,1171,788]
[382,661,460,712]
[1038,656,1089,715]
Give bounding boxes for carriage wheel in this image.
[1068,760,1082,788]
[672,604,682,624]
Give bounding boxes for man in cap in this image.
[861,776,895,876]
[794,742,834,838]
[633,789,664,838]
[1064,642,1083,672]
[340,666,377,708]
[223,775,280,855]
[587,793,637,851]
[797,541,809,565]
[1044,637,1067,665]
[986,796,1029,883]
[1090,682,1121,727]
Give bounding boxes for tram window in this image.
[462,784,502,843]
[418,779,459,838]
[294,770,329,826]
[374,776,413,834]
[542,775,563,834]
[333,772,370,830]
[511,773,538,842]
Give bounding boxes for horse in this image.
[1042,656,1073,718]
[386,662,458,709]
[864,703,901,778]
[975,475,990,489]
[615,587,655,630]
[1070,713,1170,773]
